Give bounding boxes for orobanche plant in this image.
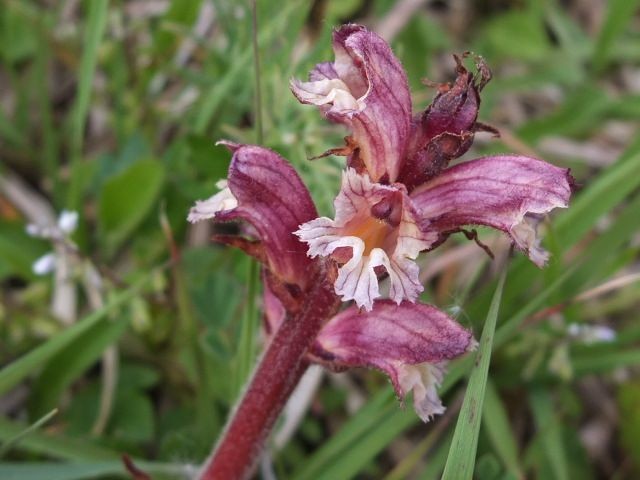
[188,24,573,480]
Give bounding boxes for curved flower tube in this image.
[188,142,319,291]
[291,24,412,183]
[311,300,475,421]
[410,155,573,266]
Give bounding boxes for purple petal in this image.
[400,56,491,189]
[291,24,412,182]
[189,143,319,288]
[312,300,474,421]
[410,155,573,266]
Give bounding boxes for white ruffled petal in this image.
[294,217,341,257]
[187,180,238,223]
[398,362,447,422]
[384,255,424,305]
[510,215,549,267]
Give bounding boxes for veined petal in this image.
[411,155,573,266]
[188,143,319,288]
[291,24,412,182]
[296,169,435,309]
[312,300,474,421]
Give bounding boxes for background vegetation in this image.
[1,0,639,478]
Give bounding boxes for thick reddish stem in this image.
[199,277,340,480]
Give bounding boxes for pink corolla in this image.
[293,24,573,310]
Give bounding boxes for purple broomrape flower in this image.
[293,24,574,307]
[188,24,573,430]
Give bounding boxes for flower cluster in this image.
[188,24,572,421]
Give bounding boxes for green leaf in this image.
[0,417,119,461]
[0,409,58,458]
[529,389,569,480]
[592,0,640,72]
[98,158,165,251]
[482,380,523,478]
[28,316,128,418]
[0,462,187,480]
[481,11,550,61]
[442,269,507,480]
[0,274,152,396]
[1,4,38,63]
[67,0,109,208]
[617,382,640,469]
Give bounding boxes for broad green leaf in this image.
[442,269,507,480]
[98,158,165,251]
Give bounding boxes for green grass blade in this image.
[592,0,640,72]
[0,274,152,396]
[0,462,188,480]
[0,409,58,458]
[291,389,394,480]
[482,380,523,478]
[441,268,507,480]
[529,388,569,480]
[0,417,119,461]
[67,0,109,208]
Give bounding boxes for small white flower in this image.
[567,323,616,344]
[32,252,57,276]
[57,210,79,234]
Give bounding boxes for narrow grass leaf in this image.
[529,388,570,480]
[0,409,58,458]
[28,316,128,418]
[592,0,640,72]
[0,417,119,461]
[0,274,152,396]
[482,380,523,478]
[0,462,188,480]
[67,0,109,208]
[441,268,507,480]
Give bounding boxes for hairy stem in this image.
[198,276,339,480]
